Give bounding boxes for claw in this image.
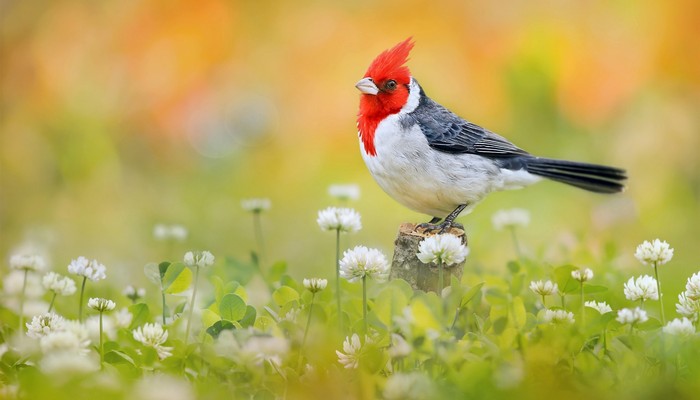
[415,221,464,234]
[415,222,440,233]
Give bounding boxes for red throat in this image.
[357,38,414,156]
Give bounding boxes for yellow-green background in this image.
[2,0,699,293]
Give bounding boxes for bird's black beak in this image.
[355,77,379,95]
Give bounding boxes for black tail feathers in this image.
[524,158,627,194]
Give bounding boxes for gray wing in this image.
[405,92,529,158]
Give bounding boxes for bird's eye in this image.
[384,80,397,91]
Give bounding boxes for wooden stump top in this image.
[390,222,467,293]
[397,222,466,240]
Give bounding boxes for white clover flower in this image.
[40,352,99,375]
[328,184,361,201]
[282,308,300,323]
[238,335,289,368]
[616,307,648,325]
[317,207,362,233]
[63,320,91,344]
[383,372,435,400]
[339,246,389,283]
[26,312,66,339]
[393,307,415,335]
[303,278,328,293]
[88,297,116,312]
[387,333,412,359]
[663,317,695,337]
[218,332,289,369]
[133,323,172,359]
[416,233,469,266]
[3,271,47,316]
[634,239,674,266]
[123,285,146,301]
[571,268,594,283]
[212,331,240,361]
[153,224,188,242]
[183,250,215,269]
[132,374,196,400]
[585,301,613,314]
[684,272,700,301]
[67,256,107,282]
[491,208,530,231]
[4,269,45,298]
[42,272,76,296]
[10,254,46,272]
[336,333,364,369]
[676,292,700,320]
[542,309,575,325]
[529,280,558,296]
[153,224,168,240]
[40,330,90,355]
[113,308,133,329]
[623,275,659,302]
[241,198,271,213]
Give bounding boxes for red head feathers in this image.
[357,38,415,156]
[363,37,414,86]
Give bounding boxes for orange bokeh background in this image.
[2,0,699,286]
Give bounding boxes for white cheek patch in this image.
[401,78,421,114]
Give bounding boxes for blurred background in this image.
[1,0,699,292]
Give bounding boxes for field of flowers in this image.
[2,195,699,400]
[2,2,699,399]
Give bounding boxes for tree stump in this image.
[389,223,467,293]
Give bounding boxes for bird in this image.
[355,38,627,232]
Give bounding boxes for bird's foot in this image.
[415,221,464,234]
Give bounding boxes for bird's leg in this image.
[415,205,467,234]
[438,204,467,233]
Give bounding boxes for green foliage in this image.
[128,303,150,329]
[219,294,247,321]
[271,286,299,307]
[162,263,192,294]
[5,242,700,400]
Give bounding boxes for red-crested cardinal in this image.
[356,38,627,231]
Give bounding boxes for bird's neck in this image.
[357,88,411,157]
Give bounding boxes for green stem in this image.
[161,288,167,325]
[580,283,585,327]
[509,227,522,258]
[541,295,546,309]
[302,293,316,349]
[509,296,525,354]
[78,276,87,322]
[335,229,342,332]
[99,311,104,369]
[450,306,462,332]
[253,211,266,271]
[362,275,368,334]
[438,262,444,296]
[47,292,57,313]
[602,328,608,355]
[185,265,200,344]
[19,269,28,333]
[654,262,666,324]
